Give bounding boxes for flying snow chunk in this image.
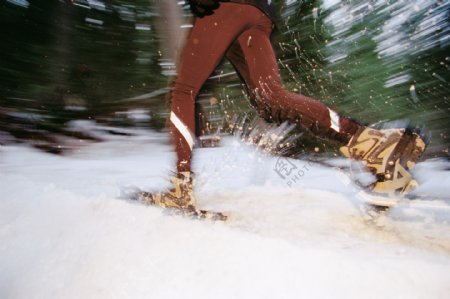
[327,53,348,64]
[115,109,151,121]
[322,0,340,10]
[136,24,151,31]
[6,0,29,8]
[410,84,420,103]
[384,73,411,88]
[85,18,104,26]
[87,0,106,11]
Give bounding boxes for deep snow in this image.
[1,128,450,299]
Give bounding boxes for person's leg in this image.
[140,3,272,217]
[226,16,426,195]
[226,14,361,143]
[170,3,262,173]
[225,40,272,121]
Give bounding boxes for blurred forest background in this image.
[0,0,448,157]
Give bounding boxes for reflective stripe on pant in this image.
[170,2,360,172]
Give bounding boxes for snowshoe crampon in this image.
[130,171,228,221]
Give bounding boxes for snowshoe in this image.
[137,171,227,221]
[340,126,427,198]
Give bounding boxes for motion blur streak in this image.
[0,0,448,157]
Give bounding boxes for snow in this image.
[1,129,450,299]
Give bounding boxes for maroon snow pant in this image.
[170,3,361,173]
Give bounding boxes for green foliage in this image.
[0,0,163,125]
[280,0,449,156]
[0,0,448,157]
[217,0,449,157]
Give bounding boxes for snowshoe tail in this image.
[134,190,228,221]
[172,205,228,221]
[356,190,401,208]
[124,171,228,221]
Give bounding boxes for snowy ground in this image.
[1,127,450,299]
